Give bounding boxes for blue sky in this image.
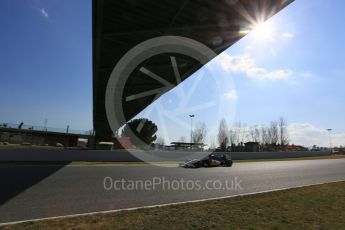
[0,0,344,146]
[0,0,92,131]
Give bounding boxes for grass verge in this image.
[2,181,345,230]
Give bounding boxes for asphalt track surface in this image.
[1,159,345,224]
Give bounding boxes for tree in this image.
[278,117,289,145]
[228,128,236,146]
[217,118,229,151]
[269,121,279,145]
[209,135,216,150]
[121,118,157,148]
[192,122,207,144]
[261,126,269,145]
[254,126,261,143]
[233,121,249,144]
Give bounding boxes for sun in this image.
[239,20,275,42]
[250,21,275,42]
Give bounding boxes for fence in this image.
[0,122,93,136]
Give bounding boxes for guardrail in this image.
[0,149,331,162]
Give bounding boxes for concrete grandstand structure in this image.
[92,0,294,143]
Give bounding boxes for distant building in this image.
[245,142,260,152]
[170,142,205,151]
[0,126,88,147]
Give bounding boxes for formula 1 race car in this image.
[180,153,233,168]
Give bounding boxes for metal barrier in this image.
[0,149,330,162]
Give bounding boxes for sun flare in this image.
[250,21,275,42]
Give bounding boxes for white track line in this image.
[0,179,344,227]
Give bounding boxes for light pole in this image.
[327,128,333,153]
[189,115,195,144]
[43,118,48,132]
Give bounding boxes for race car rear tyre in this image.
[203,162,209,167]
